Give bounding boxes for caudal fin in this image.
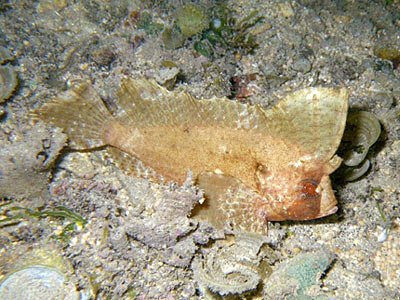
[31,82,113,149]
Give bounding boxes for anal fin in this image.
[105,147,163,183]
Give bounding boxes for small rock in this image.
[264,250,335,298]
[0,125,66,202]
[291,57,312,73]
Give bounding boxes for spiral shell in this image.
[342,111,381,167]
[341,159,371,182]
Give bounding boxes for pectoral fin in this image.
[193,172,268,235]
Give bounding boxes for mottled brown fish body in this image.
[107,124,274,189]
[32,78,349,235]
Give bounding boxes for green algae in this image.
[138,11,164,35]
[161,3,263,57]
[0,201,86,242]
[176,4,209,38]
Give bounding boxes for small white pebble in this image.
[377,227,389,243]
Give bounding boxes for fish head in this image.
[283,174,338,220]
[255,162,339,221]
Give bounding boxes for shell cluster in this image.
[340,111,381,181]
[0,46,18,103]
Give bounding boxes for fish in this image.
[31,78,348,235]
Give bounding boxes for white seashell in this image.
[0,266,79,300]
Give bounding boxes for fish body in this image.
[32,78,348,234]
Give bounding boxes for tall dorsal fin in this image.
[263,87,348,164]
[114,78,348,166]
[114,78,269,130]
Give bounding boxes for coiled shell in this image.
[342,111,381,167]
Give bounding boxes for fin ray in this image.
[262,87,349,163]
[193,172,268,235]
[114,78,270,132]
[114,79,348,166]
[106,147,163,183]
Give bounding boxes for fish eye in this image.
[299,179,320,200]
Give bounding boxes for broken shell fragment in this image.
[342,111,381,167]
[192,235,270,296]
[0,64,18,103]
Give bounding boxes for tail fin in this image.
[31,82,113,149]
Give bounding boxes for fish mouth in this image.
[324,205,338,216]
[317,205,338,218]
[317,175,339,219]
